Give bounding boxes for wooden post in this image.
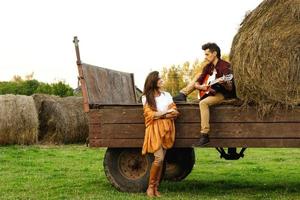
[73,36,90,112]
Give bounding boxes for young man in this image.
[173,43,236,145]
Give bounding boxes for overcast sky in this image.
[0,0,263,89]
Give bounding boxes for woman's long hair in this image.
[143,71,160,110]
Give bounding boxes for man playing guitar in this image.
[194,43,235,146]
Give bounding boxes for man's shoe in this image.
[173,92,187,102]
[199,134,210,146]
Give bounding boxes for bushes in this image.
[0,80,74,97]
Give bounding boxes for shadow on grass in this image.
[88,177,299,197]
[161,179,300,195]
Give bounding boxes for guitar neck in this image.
[208,78,222,86]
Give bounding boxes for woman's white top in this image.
[142,91,173,112]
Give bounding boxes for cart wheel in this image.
[104,148,155,192]
[164,148,195,181]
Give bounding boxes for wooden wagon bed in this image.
[88,104,300,148]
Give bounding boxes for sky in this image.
[0,0,263,90]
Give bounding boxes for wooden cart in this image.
[73,37,300,192]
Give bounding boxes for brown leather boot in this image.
[146,163,159,198]
[154,164,163,197]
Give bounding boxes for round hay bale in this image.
[0,95,38,145]
[32,94,88,144]
[32,94,60,115]
[230,0,300,110]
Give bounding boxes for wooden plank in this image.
[88,110,102,124]
[100,108,144,124]
[174,139,300,148]
[89,138,300,148]
[92,123,300,139]
[82,64,136,105]
[98,105,300,124]
[89,124,101,139]
[89,138,143,147]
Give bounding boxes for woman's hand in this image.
[167,108,179,115]
[167,108,176,113]
[164,109,179,119]
[165,113,178,119]
[171,109,179,116]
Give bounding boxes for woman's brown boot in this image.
[154,164,163,197]
[146,163,159,197]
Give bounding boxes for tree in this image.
[36,83,53,94]
[161,59,203,100]
[51,81,74,97]
[0,73,74,97]
[221,54,230,62]
[0,81,18,94]
[161,65,185,96]
[21,79,40,95]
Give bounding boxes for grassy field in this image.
[0,145,299,200]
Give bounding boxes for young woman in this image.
[141,71,179,197]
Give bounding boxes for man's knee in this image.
[199,99,208,108]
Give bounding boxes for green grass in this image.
[0,146,300,200]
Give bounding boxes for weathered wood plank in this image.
[89,138,143,147]
[99,108,144,123]
[82,64,136,105]
[89,138,300,148]
[89,124,101,139]
[174,139,300,148]
[91,123,300,139]
[174,138,300,148]
[88,110,102,124]
[96,105,300,124]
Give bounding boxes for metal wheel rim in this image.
[118,151,149,180]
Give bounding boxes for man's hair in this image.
[202,43,221,59]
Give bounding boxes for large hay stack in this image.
[32,94,88,144]
[230,0,300,109]
[0,95,38,145]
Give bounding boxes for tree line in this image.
[0,73,74,97]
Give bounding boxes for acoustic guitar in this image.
[199,74,233,99]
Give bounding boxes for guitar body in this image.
[199,74,210,99]
[198,73,233,99]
